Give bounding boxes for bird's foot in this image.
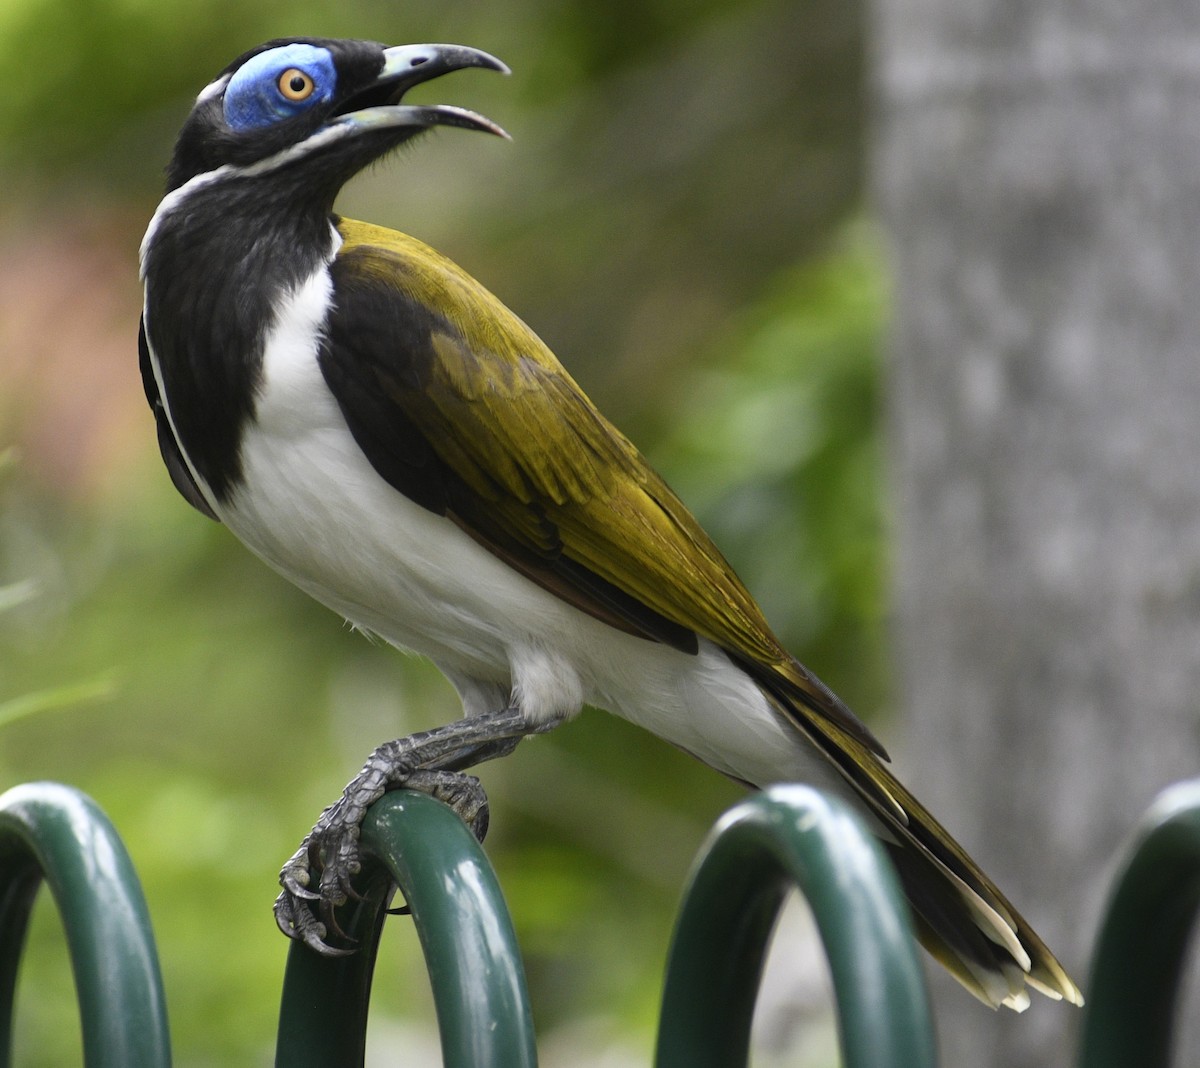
[273,706,547,955]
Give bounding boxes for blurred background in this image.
[3,0,1200,1064]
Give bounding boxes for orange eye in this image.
[278,69,315,102]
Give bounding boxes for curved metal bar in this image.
[0,781,171,1068]
[275,789,536,1068]
[655,784,936,1068]
[1078,777,1200,1068]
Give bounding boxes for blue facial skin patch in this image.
[224,44,337,131]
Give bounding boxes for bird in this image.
[139,35,1083,1011]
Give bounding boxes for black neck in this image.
[142,177,334,503]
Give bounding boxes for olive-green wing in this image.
[320,217,882,755]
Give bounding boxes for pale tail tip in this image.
[1026,967,1086,1007]
[1001,990,1031,1012]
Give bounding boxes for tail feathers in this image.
[865,750,1084,1010]
[769,688,1085,1010]
[899,893,1029,1008]
[886,843,1061,1011]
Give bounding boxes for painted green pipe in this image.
[655,784,937,1068]
[0,782,171,1068]
[1079,778,1200,1068]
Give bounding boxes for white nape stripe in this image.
[140,171,225,276]
[195,73,231,105]
[232,123,360,179]
[140,126,358,276]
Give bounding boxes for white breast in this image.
[217,260,585,718]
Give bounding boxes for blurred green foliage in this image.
[0,0,881,1063]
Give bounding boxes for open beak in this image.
[329,43,510,139]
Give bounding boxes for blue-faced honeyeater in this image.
[139,36,1082,1011]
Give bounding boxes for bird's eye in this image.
[278,69,315,102]
[224,44,336,131]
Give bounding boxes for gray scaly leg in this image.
[274,706,556,954]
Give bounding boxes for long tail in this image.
[756,673,1083,1009]
[868,767,1083,1010]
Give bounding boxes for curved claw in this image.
[300,916,355,955]
[280,860,322,901]
[281,877,322,902]
[273,890,295,935]
[315,881,350,942]
[331,867,366,905]
[301,920,356,958]
[470,804,489,842]
[274,889,358,957]
[278,820,370,951]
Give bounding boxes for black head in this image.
[165,37,508,198]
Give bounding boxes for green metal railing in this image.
[656,784,935,1068]
[9,773,1200,1066]
[0,779,934,1066]
[1077,777,1200,1068]
[0,782,171,1068]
